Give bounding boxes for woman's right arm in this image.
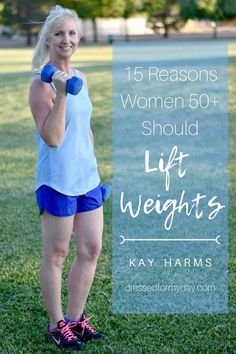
[29,73,68,147]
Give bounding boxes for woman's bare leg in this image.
[40,212,74,328]
[67,206,103,320]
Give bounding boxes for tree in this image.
[181,0,236,20]
[58,0,125,43]
[179,0,236,38]
[180,0,218,21]
[0,0,53,45]
[142,0,185,38]
[218,0,236,19]
[122,0,142,41]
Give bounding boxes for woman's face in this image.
[47,17,80,59]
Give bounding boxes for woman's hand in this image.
[52,70,71,95]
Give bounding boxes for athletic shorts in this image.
[35,184,103,217]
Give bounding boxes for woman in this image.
[29,5,105,351]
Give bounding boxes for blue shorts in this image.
[35,185,103,217]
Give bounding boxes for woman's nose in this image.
[62,33,70,42]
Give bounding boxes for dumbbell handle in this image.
[41,64,83,95]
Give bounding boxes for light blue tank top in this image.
[35,68,100,196]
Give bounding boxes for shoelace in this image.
[61,323,76,341]
[80,315,96,335]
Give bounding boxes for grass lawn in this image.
[0,43,235,354]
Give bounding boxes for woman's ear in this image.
[46,36,51,47]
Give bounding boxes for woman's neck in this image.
[48,57,71,75]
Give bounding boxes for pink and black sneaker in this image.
[48,320,84,350]
[68,315,106,342]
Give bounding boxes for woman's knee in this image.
[42,246,69,268]
[77,240,102,261]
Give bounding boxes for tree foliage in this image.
[58,0,127,42]
[0,0,53,45]
[1,0,235,45]
[179,0,236,38]
[218,0,236,19]
[58,0,142,42]
[58,0,124,19]
[180,0,219,21]
[143,0,185,38]
[180,0,236,21]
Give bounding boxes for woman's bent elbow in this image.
[43,134,63,148]
[47,140,60,148]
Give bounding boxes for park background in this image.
[0,0,235,353]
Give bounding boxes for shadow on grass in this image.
[0,120,35,150]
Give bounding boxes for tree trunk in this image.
[163,22,169,38]
[25,3,35,46]
[26,25,33,46]
[124,18,129,42]
[92,18,98,43]
[212,21,218,39]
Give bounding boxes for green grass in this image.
[0,44,235,354]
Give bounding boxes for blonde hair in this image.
[32,5,80,70]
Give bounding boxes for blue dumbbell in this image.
[41,64,83,95]
[101,184,111,202]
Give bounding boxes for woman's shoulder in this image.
[29,71,54,102]
[29,74,42,92]
[73,68,84,78]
